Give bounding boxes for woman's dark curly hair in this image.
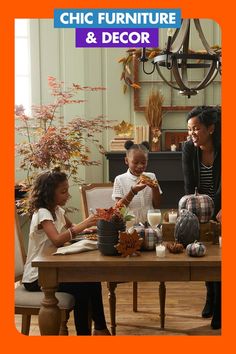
[29,167,68,213]
[187,105,221,147]
[124,140,150,156]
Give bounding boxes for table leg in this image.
[133,282,138,312]
[107,282,117,336]
[38,285,61,335]
[38,268,61,335]
[159,281,166,329]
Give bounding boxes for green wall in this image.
[15,19,221,223]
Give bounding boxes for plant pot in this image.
[98,242,119,256]
[97,219,126,256]
[97,219,125,233]
[98,235,120,244]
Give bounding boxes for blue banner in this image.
[54,9,181,28]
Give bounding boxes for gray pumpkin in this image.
[174,209,200,247]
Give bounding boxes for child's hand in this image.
[132,181,147,194]
[72,215,98,235]
[148,181,160,190]
[138,174,158,188]
[84,214,98,228]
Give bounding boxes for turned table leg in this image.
[107,282,117,336]
[159,281,166,329]
[38,268,61,335]
[133,282,138,312]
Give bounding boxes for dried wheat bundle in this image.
[145,90,164,129]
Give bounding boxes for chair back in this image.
[80,183,114,218]
[15,210,26,282]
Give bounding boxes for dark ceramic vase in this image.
[97,219,126,256]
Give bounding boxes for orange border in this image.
[1,1,231,353]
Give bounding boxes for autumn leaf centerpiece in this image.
[95,204,142,257]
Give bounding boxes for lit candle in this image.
[168,210,177,223]
[156,244,166,257]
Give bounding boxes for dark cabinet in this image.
[105,151,185,208]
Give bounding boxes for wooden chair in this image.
[80,183,138,335]
[15,210,75,335]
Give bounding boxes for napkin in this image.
[53,239,98,255]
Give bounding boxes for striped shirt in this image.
[200,162,214,200]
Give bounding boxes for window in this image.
[15,19,31,114]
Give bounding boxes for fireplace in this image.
[105,151,184,209]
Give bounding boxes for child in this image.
[112,140,162,224]
[22,167,110,336]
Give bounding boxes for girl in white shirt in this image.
[112,141,162,223]
[22,168,110,335]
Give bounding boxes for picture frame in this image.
[162,130,188,151]
[132,56,221,112]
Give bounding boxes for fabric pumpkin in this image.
[178,188,214,223]
[186,240,207,257]
[174,209,200,247]
[132,225,160,250]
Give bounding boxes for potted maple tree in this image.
[15,76,113,213]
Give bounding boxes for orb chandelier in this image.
[139,19,221,98]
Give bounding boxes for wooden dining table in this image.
[32,241,221,335]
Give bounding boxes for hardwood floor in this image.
[15,281,221,336]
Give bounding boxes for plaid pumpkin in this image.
[133,225,159,250]
[178,191,214,223]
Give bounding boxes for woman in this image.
[182,106,221,330]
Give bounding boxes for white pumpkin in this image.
[186,240,207,257]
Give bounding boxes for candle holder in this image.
[168,209,178,223]
[155,243,166,257]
